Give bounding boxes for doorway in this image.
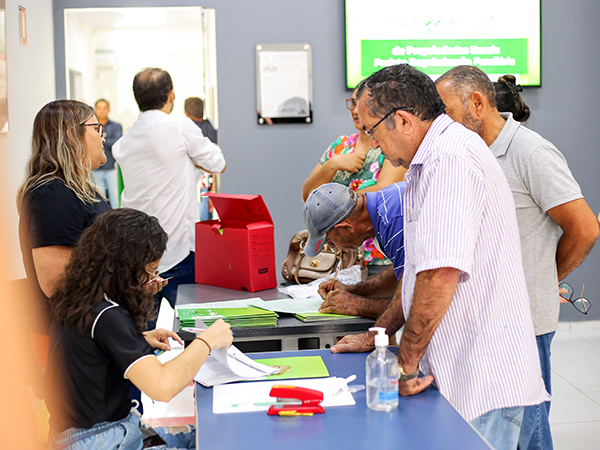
[63,6,218,131]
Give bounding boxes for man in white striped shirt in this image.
[435,65,599,450]
[355,64,549,450]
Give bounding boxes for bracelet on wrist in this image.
[195,336,212,355]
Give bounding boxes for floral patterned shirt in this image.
[319,132,389,266]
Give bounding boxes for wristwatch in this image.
[398,363,420,382]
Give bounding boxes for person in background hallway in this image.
[436,65,599,450]
[184,96,219,221]
[184,97,217,144]
[302,84,406,276]
[46,208,233,450]
[113,68,226,326]
[92,99,123,208]
[493,74,531,123]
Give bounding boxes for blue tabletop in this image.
[195,349,492,450]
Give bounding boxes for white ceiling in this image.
[64,6,205,31]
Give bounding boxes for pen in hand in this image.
[326,267,340,300]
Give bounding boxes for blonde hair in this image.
[17,100,104,212]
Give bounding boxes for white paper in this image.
[250,297,324,314]
[194,344,278,387]
[212,377,356,414]
[277,265,363,299]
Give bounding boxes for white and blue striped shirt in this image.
[402,114,550,422]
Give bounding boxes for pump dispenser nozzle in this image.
[369,327,389,347]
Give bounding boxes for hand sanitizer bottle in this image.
[366,327,399,411]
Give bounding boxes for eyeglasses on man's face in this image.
[559,282,591,315]
[81,122,104,138]
[365,106,414,139]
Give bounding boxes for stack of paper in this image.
[194,345,280,387]
[177,306,278,329]
[293,312,361,322]
[249,297,361,322]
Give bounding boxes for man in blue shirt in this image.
[304,182,405,351]
[93,99,123,208]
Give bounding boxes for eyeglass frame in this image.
[559,282,591,315]
[365,106,414,139]
[81,122,104,138]
[345,98,357,110]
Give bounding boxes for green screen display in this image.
[345,0,541,88]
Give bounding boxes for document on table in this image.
[175,298,264,318]
[194,344,279,387]
[250,297,360,321]
[249,296,325,314]
[213,377,356,414]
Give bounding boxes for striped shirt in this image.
[365,181,406,279]
[402,114,550,422]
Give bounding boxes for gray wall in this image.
[54,0,600,322]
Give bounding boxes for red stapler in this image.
[267,385,325,416]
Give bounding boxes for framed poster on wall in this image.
[256,43,312,125]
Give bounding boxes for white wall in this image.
[64,14,95,102]
[0,0,55,280]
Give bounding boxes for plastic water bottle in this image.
[366,327,399,411]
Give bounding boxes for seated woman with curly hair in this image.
[46,208,233,450]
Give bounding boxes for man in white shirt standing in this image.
[435,65,599,450]
[353,64,549,450]
[114,68,226,324]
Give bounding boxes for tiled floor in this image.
[550,320,600,450]
[143,300,600,448]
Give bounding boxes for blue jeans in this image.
[92,168,119,208]
[518,331,555,450]
[50,412,196,450]
[471,406,524,450]
[50,413,142,450]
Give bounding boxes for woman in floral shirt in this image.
[302,88,406,271]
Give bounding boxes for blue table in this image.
[195,349,492,450]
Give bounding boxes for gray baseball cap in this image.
[303,183,357,257]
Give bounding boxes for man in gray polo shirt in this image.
[436,65,599,450]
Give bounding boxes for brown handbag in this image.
[281,230,365,284]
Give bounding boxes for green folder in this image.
[178,306,278,329]
[253,356,329,380]
[294,312,361,322]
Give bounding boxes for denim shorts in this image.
[50,413,143,450]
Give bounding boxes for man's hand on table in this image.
[319,289,365,316]
[398,374,434,396]
[317,278,349,299]
[331,331,375,353]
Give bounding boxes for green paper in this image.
[253,356,329,380]
[294,312,361,322]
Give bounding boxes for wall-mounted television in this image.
[345,0,541,88]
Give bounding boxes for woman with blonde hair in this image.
[18,100,111,340]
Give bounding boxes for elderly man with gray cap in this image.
[304,181,406,352]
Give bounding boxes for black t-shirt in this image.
[47,298,154,432]
[19,179,111,334]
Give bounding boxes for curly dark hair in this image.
[50,208,168,333]
[133,68,173,112]
[494,74,531,123]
